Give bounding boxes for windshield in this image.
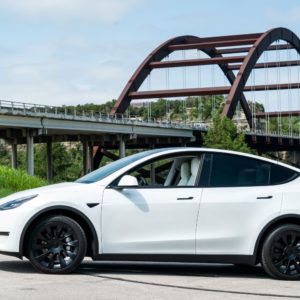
[76,148,166,184]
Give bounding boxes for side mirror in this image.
[117,175,138,187]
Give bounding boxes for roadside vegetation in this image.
[0,166,47,198]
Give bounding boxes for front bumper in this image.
[0,209,28,258]
[0,250,20,258]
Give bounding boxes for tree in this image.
[203,114,253,153]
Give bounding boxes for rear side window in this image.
[208,153,270,187]
[270,164,298,185]
[200,153,298,188]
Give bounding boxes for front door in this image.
[101,153,203,254]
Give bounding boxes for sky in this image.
[0,0,300,106]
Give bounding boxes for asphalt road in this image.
[0,254,299,300]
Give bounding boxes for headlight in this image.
[0,194,38,210]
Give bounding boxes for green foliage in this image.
[127,96,226,122]
[0,141,11,166]
[187,96,225,121]
[0,165,47,196]
[34,143,83,182]
[62,100,117,115]
[0,188,16,198]
[203,114,252,153]
[268,116,300,136]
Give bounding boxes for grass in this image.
[0,166,47,198]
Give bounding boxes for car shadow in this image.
[0,259,36,274]
[0,259,268,279]
[79,261,268,279]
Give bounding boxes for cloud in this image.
[0,0,144,23]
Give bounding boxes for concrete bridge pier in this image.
[88,141,93,173]
[46,137,53,182]
[82,139,88,175]
[119,135,126,158]
[26,130,34,176]
[11,141,17,169]
[82,139,94,175]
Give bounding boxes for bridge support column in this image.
[82,139,93,175]
[88,141,93,173]
[46,137,53,182]
[93,146,103,170]
[119,136,126,158]
[11,142,17,169]
[82,140,88,175]
[26,131,34,176]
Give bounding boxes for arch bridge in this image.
[112,27,300,152]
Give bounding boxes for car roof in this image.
[147,147,300,173]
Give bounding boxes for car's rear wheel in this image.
[261,224,300,280]
[27,216,87,274]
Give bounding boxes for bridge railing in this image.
[2,99,300,139]
[0,99,209,130]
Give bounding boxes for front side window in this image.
[76,148,166,184]
[115,154,203,188]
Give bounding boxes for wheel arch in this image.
[254,214,300,264]
[20,206,99,259]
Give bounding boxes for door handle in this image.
[256,195,273,199]
[177,196,194,200]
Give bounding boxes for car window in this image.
[76,148,166,183]
[115,154,203,188]
[270,164,299,185]
[205,153,271,187]
[200,153,299,188]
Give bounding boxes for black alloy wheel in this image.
[261,224,300,280]
[28,216,87,274]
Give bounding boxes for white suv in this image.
[0,147,299,280]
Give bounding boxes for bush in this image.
[0,165,47,194]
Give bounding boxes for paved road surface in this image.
[0,254,299,300]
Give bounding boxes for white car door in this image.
[101,154,203,254]
[196,153,292,256]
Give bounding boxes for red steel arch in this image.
[112,28,300,127]
[222,27,300,120]
[111,36,199,115]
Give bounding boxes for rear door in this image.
[196,153,285,255]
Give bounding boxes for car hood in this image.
[0,182,86,204]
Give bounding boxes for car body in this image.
[0,147,300,279]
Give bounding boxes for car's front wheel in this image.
[27,216,87,274]
[261,224,300,280]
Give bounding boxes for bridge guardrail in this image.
[1,100,300,139]
[0,99,207,130]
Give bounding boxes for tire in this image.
[27,216,87,274]
[261,224,300,280]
